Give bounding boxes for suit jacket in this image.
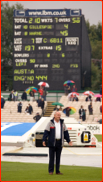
[29,105,33,114]
[79,108,84,116]
[42,119,71,147]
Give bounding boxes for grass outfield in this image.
[94,135,102,142]
[1,162,102,181]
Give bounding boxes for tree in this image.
[1,2,23,91]
[91,62,102,90]
[85,20,102,90]
[86,20,102,59]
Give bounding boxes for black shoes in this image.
[49,172,63,175]
[56,172,63,175]
[49,172,53,175]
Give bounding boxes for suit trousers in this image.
[49,139,62,173]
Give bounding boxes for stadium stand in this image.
[50,95,102,124]
[1,101,47,123]
[1,94,102,124]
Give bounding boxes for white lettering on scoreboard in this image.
[14,38,22,44]
[14,31,21,36]
[14,53,29,57]
[65,37,79,45]
[36,38,43,44]
[41,18,53,23]
[38,46,53,50]
[58,18,70,22]
[14,18,28,23]
[14,25,22,29]
[14,45,22,51]
[34,64,48,68]
[15,59,27,62]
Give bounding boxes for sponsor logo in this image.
[68,127,72,130]
[87,125,100,130]
[91,142,96,145]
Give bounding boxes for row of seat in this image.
[50,95,102,124]
[1,101,47,123]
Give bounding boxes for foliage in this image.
[85,20,102,90]
[1,2,23,91]
[91,62,102,90]
[86,20,102,59]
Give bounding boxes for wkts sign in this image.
[84,124,102,134]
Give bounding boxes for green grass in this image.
[1,161,102,181]
[94,135,102,142]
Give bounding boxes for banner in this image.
[83,124,102,134]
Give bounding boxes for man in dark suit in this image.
[8,90,14,101]
[88,102,93,115]
[36,97,42,107]
[17,101,22,113]
[42,111,72,175]
[28,103,33,114]
[33,113,41,122]
[79,105,85,120]
[85,95,92,101]
[21,90,27,100]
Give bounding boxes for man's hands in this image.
[43,141,73,146]
[42,141,46,147]
[68,141,73,146]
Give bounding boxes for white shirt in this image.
[54,120,61,139]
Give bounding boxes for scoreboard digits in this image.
[13,9,82,90]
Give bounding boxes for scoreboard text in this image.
[13,9,82,90]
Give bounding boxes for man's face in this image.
[54,112,61,122]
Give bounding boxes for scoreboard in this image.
[13,9,91,90]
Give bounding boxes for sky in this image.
[5,1,102,25]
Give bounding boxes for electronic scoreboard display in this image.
[13,9,91,90]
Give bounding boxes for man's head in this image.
[37,112,39,115]
[54,111,61,122]
[81,105,83,109]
